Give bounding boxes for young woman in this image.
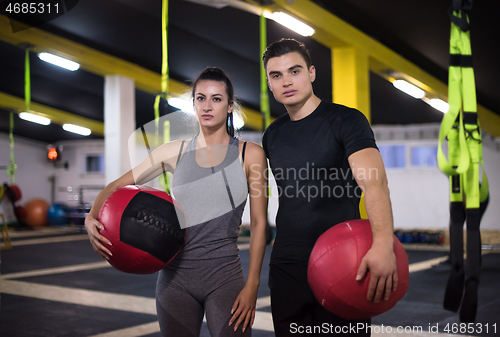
[85,67,268,336]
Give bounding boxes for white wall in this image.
[479,145,500,230]
[377,125,499,231]
[240,126,500,231]
[52,139,106,208]
[2,125,498,231]
[0,135,111,224]
[0,133,53,223]
[381,139,451,230]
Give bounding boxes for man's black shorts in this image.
[269,263,371,336]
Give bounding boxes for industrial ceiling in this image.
[1,0,499,143]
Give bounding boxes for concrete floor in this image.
[1,227,499,336]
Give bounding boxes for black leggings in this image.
[269,263,371,336]
[156,258,252,337]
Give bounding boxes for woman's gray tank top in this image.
[170,136,247,262]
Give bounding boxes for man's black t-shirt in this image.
[262,100,378,266]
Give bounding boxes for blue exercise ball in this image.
[47,203,70,226]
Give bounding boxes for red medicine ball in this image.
[98,185,186,274]
[6,184,22,202]
[308,219,409,320]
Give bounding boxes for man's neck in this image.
[285,95,322,121]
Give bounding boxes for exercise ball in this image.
[15,205,27,222]
[6,184,22,202]
[308,219,409,320]
[47,203,70,226]
[97,185,186,274]
[24,199,50,227]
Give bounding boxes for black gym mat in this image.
[405,249,449,263]
[1,240,101,275]
[373,252,500,337]
[11,268,159,298]
[139,325,276,337]
[1,230,85,243]
[2,231,499,337]
[0,294,157,337]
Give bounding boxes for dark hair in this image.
[192,67,236,137]
[263,38,312,70]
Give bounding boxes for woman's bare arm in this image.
[85,139,184,259]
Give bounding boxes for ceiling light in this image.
[392,80,425,99]
[233,114,245,130]
[19,112,51,125]
[264,12,315,37]
[63,124,91,136]
[183,0,229,9]
[429,98,449,114]
[38,52,80,71]
[168,97,195,115]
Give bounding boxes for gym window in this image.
[85,155,105,174]
[378,145,406,168]
[411,145,438,167]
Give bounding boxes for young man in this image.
[262,38,398,336]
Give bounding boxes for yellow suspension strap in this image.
[439,0,489,323]
[260,7,271,131]
[260,7,273,244]
[153,0,170,193]
[5,48,29,185]
[6,111,16,184]
[5,47,32,230]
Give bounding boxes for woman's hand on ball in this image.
[85,215,113,259]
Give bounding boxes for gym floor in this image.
[1,227,499,337]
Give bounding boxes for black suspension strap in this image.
[439,0,489,323]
